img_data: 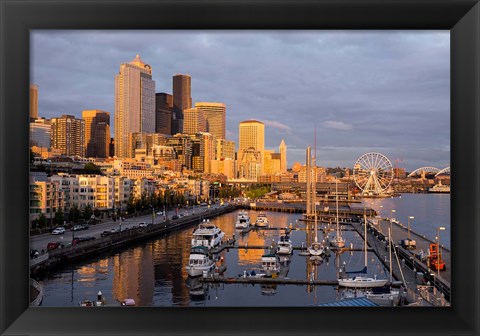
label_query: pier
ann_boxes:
[200,276,339,286]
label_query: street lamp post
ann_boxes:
[390,209,396,240]
[437,226,446,279]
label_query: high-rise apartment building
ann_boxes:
[279,139,287,172]
[115,54,156,158]
[30,84,38,121]
[82,110,110,158]
[239,120,265,177]
[172,74,192,134]
[195,102,226,140]
[155,93,173,135]
[183,107,206,134]
[50,115,85,156]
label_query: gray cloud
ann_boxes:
[31,30,450,171]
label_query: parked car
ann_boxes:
[47,241,65,250]
[51,227,65,235]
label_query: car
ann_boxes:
[72,224,87,231]
[47,241,65,250]
[139,222,149,228]
[156,211,164,216]
[100,230,112,237]
[171,215,179,220]
[51,227,65,235]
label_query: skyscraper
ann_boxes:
[30,118,51,149]
[82,110,110,158]
[50,114,85,156]
[30,84,38,121]
[183,107,206,134]
[195,102,226,140]
[239,120,265,178]
[155,93,173,135]
[115,54,156,158]
[172,74,192,134]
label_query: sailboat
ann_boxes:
[330,180,345,248]
[337,211,388,288]
[308,200,324,256]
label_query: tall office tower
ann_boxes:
[115,54,156,158]
[215,139,235,160]
[166,134,193,170]
[172,74,192,134]
[30,84,39,121]
[50,114,85,156]
[155,93,173,135]
[30,118,51,148]
[239,120,265,177]
[195,102,226,140]
[82,110,110,158]
[279,139,287,172]
[183,107,206,134]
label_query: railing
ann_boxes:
[417,285,450,307]
[30,253,49,267]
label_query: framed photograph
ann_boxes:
[1,1,479,335]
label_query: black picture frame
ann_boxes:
[1,0,479,335]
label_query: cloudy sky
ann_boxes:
[31,30,450,171]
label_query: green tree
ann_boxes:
[37,213,47,228]
[126,195,136,214]
[69,206,81,224]
[83,204,93,221]
[54,209,64,225]
[83,162,102,175]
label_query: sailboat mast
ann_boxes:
[364,210,368,268]
[335,180,340,237]
[389,227,393,282]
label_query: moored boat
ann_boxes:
[191,219,225,248]
[261,253,280,277]
[255,213,269,227]
[185,246,216,277]
[276,235,293,255]
[235,210,251,229]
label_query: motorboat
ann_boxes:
[191,219,225,248]
[120,298,136,306]
[276,235,293,255]
[255,213,269,227]
[261,253,280,277]
[185,246,216,277]
[79,291,106,307]
[235,210,251,229]
[308,241,324,256]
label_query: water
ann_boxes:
[361,193,450,248]
[38,193,449,307]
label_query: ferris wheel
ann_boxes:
[353,152,394,196]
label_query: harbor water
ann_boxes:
[38,193,450,307]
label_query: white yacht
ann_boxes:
[191,219,225,249]
[235,211,251,229]
[308,241,324,256]
[261,253,280,277]
[338,274,389,288]
[276,235,293,255]
[255,213,269,227]
[185,246,216,277]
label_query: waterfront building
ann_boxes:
[30,173,63,223]
[30,84,38,121]
[30,118,51,149]
[239,120,264,179]
[183,107,207,134]
[113,176,133,210]
[279,139,287,172]
[50,114,85,157]
[114,54,156,158]
[132,178,157,200]
[113,159,153,179]
[155,93,173,135]
[82,110,110,158]
[172,74,192,134]
[195,102,226,140]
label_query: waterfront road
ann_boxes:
[30,204,225,252]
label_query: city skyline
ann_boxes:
[31,30,450,170]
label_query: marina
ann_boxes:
[34,193,450,307]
